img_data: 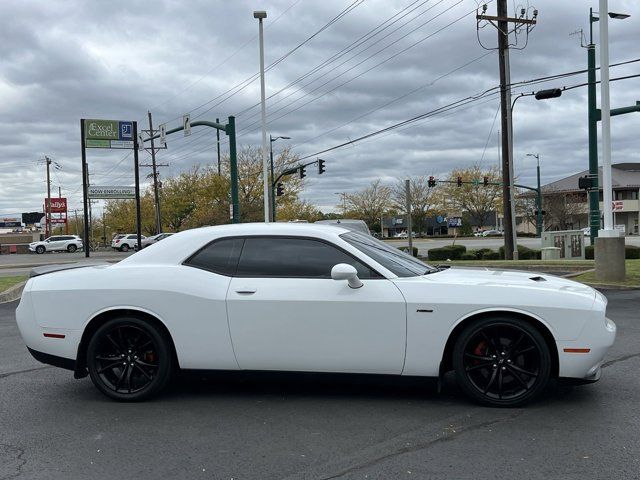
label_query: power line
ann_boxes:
[159,0,364,126]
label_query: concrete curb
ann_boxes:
[562,269,640,290]
[562,269,594,279]
[0,281,26,304]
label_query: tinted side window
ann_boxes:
[236,237,378,279]
[185,238,244,276]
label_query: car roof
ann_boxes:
[118,223,352,266]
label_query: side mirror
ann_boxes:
[331,263,363,289]
[45,239,50,243]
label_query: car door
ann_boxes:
[226,236,407,375]
[47,236,64,251]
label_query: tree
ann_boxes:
[344,180,392,228]
[391,176,440,234]
[437,164,501,230]
[543,189,586,231]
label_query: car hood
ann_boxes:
[392,266,597,308]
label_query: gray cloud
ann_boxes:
[0,0,639,216]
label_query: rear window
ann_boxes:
[184,238,244,276]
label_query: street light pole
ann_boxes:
[526,153,543,238]
[588,8,601,242]
[599,0,614,235]
[254,10,269,223]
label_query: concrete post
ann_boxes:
[595,236,626,282]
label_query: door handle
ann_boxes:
[235,288,257,294]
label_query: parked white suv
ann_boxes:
[112,233,146,252]
[29,235,83,254]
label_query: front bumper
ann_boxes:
[556,316,616,382]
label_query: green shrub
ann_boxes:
[476,248,495,259]
[460,253,477,260]
[626,245,640,259]
[398,246,419,257]
[428,244,467,261]
[482,251,501,260]
[585,245,594,259]
[498,244,539,260]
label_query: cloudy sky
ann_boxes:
[1,0,639,216]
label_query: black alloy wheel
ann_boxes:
[86,317,174,401]
[67,244,77,253]
[35,245,45,254]
[453,317,551,407]
[120,244,129,252]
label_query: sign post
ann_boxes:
[81,118,140,258]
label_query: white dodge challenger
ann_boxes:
[16,223,616,406]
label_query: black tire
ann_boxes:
[452,316,551,407]
[67,244,77,253]
[120,244,129,252]
[86,316,174,401]
[35,245,45,254]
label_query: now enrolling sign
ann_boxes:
[88,186,136,199]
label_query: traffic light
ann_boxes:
[535,88,562,100]
[578,176,593,190]
[457,176,462,187]
[318,159,326,175]
[483,176,489,186]
[299,166,306,179]
[428,176,436,188]
[276,183,284,196]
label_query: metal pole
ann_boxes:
[599,0,614,235]
[270,136,276,222]
[587,19,600,241]
[227,116,240,223]
[148,111,162,235]
[497,0,516,259]
[80,120,90,258]
[45,156,51,237]
[406,179,413,255]
[133,121,142,250]
[216,117,221,176]
[536,159,542,237]
[256,12,270,223]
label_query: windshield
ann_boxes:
[340,231,436,277]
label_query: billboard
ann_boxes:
[45,197,67,213]
[88,186,136,199]
[84,119,134,149]
[0,216,22,228]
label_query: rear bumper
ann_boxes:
[28,347,75,371]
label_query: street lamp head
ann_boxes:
[253,10,267,19]
[608,12,630,20]
[535,88,562,100]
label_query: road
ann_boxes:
[1,290,639,479]
[0,251,130,277]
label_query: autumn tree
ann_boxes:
[391,176,440,234]
[344,180,392,228]
[437,164,502,229]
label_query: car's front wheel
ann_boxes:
[453,316,551,407]
[67,244,77,253]
[35,245,45,254]
[86,316,174,401]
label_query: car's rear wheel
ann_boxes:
[35,245,45,254]
[453,317,551,407]
[67,244,77,253]
[120,244,129,252]
[86,317,174,401]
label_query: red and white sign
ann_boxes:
[612,200,624,212]
[51,217,67,224]
[45,198,67,213]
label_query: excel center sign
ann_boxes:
[84,119,134,149]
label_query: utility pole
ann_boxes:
[477,2,538,259]
[216,117,221,176]
[406,179,413,255]
[45,156,52,237]
[147,111,162,235]
[587,8,600,242]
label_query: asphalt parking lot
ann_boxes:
[1,290,639,480]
